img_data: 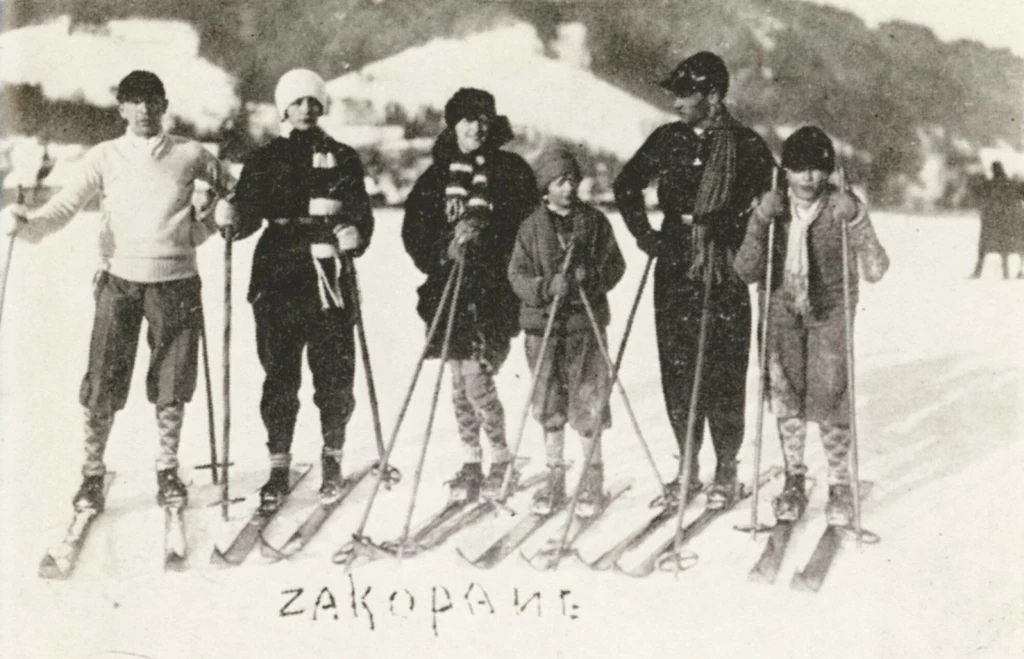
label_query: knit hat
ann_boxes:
[116,70,165,102]
[274,69,328,119]
[782,126,835,173]
[659,51,730,98]
[444,88,497,127]
[533,143,582,193]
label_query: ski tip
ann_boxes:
[258,534,291,562]
[454,547,482,569]
[209,547,235,567]
[789,571,821,593]
[164,555,187,572]
[38,555,71,580]
[746,567,777,585]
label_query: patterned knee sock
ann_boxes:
[82,407,114,477]
[820,422,852,485]
[155,402,184,472]
[545,428,566,468]
[777,417,808,476]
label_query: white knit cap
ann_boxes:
[274,69,328,119]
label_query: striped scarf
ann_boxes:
[445,153,492,226]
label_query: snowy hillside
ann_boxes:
[0,15,238,133]
[326,23,676,159]
[0,207,1021,658]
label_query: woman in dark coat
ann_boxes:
[402,88,538,502]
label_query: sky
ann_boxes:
[810,0,1024,57]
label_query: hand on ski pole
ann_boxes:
[547,272,570,299]
[213,198,237,239]
[1,203,28,237]
[334,225,362,253]
[636,229,667,257]
[446,219,480,262]
[753,188,786,226]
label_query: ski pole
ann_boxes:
[344,255,400,486]
[746,167,780,539]
[199,310,219,485]
[220,228,233,520]
[837,166,864,547]
[546,280,653,567]
[0,186,25,332]
[396,257,466,561]
[669,241,715,579]
[345,264,459,568]
[496,242,578,502]
[575,271,662,490]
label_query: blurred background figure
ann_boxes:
[969,161,1024,279]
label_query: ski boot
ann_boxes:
[660,477,703,508]
[825,484,854,526]
[319,454,345,505]
[260,467,291,511]
[446,463,483,504]
[574,463,605,519]
[481,460,513,499]
[772,473,808,522]
[706,461,741,510]
[530,464,567,515]
[156,469,188,507]
[73,474,107,513]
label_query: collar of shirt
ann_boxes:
[124,129,168,158]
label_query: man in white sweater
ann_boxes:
[1,71,234,512]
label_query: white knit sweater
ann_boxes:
[23,130,233,282]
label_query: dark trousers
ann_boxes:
[79,272,202,414]
[254,300,356,456]
[653,258,751,474]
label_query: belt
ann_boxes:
[270,216,337,227]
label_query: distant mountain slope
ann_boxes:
[5,0,1023,203]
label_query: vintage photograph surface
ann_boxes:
[1,1,1022,657]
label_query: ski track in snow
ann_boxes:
[1,210,1022,658]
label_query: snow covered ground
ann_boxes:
[0,208,1021,658]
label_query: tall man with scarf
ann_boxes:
[403,88,538,503]
[215,69,374,508]
[613,52,775,509]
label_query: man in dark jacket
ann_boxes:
[402,88,538,503]
[613,52,774,508]
[217,69,375,509]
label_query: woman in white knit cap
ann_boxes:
[215,69,375,508]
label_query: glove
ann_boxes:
[572,265,587,284]
[213,199,237,228]
[1,204,28,236]
[547,272,569,299]
[335,225,361,252]
[754,189,786,225]
[446,219,481,261]
[636,230,666,257]
[832,191,860,224]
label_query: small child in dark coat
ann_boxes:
[508,144,625,518]
[733,126,889,526]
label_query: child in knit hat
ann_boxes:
[508,143,625,517]
[733,126,889,526]
[215,68,375,509]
